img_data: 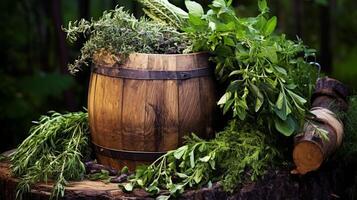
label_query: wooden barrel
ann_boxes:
[88,52,216,170]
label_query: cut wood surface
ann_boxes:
[0,160,346,200]
[88,52,217,170]
[293,77,349,175]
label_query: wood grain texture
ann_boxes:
[292,77,349,175]
[0,162,148,200]
[88,53,216,170]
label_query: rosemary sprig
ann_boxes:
[11,111,89,199]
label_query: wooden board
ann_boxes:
[0,162,150,200]
[0,160,348,200]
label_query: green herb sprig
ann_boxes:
[11,111,89,199]
[122,121,279,198]
[64,7,191,74]
[182,0,317,136]
[139,0,318,136]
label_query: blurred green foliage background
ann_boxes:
[0,0,356,152]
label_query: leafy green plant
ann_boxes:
[138,0,318,136]
[11,111,89,199]
[87,170,111,182]
[64,7,191,74]
[183,0,317,136]
[122,121,279,198]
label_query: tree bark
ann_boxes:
[293,77,349,175]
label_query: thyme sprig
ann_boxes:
[64,7,191,74]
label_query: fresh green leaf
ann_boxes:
[177,172,189,178]
[287,90,307,105]
[185,1,204,17]
[224,37,236,47]
[194,169,203,183]
[264,16,277,36]
[218,92,231,105]
[274,66,287,75]
[258,0,268,12]
[174,145,188,159]
[157,195,170,200]
[255,98,263,112]
[190,150,195,168]
[276,92,284,109]
[274,117,296,136]
[199,155,211,162]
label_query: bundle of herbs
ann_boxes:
[64,7,191,74]
[122,121,280,198]
[10,0,321,199]
[141,0,318,136]
[120,0,319,197]
[11,111,89,199]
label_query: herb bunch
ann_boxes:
[64,7,191,74]
[183,0,317,136]
[11,111,89,199]
[140,0,318,136]
[123,121,279,198]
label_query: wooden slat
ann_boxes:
[121,54,148,169]
[143,55,164,151]
[162,55,179,150]
[88,74,98,145]
[177,54,203,145]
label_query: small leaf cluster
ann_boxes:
[181,0,318,136]
[64,7,191,74]
[122,121,279,198]
[11,111,89,199]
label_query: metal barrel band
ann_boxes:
[92,143,166,161]
[92,65,212,80]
